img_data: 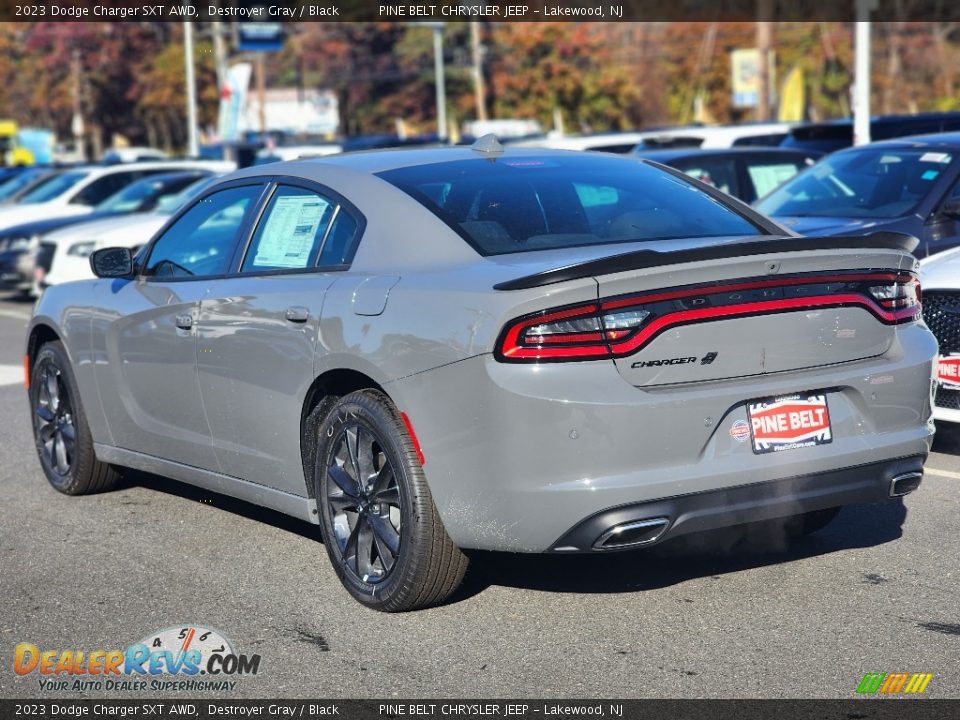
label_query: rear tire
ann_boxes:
[312,389,468,611]
[29,341,119,495]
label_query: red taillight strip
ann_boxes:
[606,294,914,357]
[600,272,913,310]
[499,302,599,358]
[497,271,919,362]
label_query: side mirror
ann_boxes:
[90,247,134,278]
[940,197,960,219]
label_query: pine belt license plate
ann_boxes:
[937,354,960,388]
[747,393,832,455]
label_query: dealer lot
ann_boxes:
[0,294,957,698]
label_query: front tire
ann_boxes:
[313,389,468,611]
[29,341,119,495]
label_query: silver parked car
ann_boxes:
[26,144,936,611]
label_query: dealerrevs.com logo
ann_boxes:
[14,625,261,692]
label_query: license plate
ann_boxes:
[936,354,960,388]
[747,393,832,455]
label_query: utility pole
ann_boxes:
[756,0,773,122]
[432,23,448,141]
[183,21,199,157]
[255,54,267,139]
[211,19,235,162]
[211,20,227,91]
[470,22,487,122]
[853,0,876,145]
[70,49,86,162]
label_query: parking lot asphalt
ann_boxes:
[0,292,957,699]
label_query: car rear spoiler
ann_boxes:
[493,232,919,291]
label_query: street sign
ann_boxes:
[237,6,284,53]
[731,48,776,108]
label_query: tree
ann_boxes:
[488,23,649,132]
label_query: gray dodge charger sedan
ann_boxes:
[26,143,936,611]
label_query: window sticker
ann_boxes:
[747,163,801,198]
[251,195,330,269]
[920,152,952,164]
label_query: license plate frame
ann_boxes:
[936,354,960,389]
[747,393,832,455]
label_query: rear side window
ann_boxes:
[145,185,261,278]
[669,156,740,197]
[318,210,360,267]
[378,155,763,255]
[242,186,336,271]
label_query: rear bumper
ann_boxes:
[550,455,924,552]
[387,323,936,553]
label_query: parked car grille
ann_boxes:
[35,242,56,274]
[923,292,960,352]
[923,291,960,411]
[935,386,960,410]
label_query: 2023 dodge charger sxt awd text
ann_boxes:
[26,143,936,611]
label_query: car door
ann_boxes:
[90,183,265,470]
[196,181,363,494]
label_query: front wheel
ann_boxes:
[312,390,468,611]
[29,341,119,495]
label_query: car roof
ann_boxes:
[831,132,960,151]
[231,145,631,177]
[67,161,232,178]
[127,169,211,183]
[634,147,818,161]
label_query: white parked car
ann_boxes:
[511,131,664,154]
[920,248,960,424]
[35,175,221,294]
[0,160,235,233]
[515,123,800,154]
[101,147,169,164]
[254,144,343,164]
[632,123,800,150]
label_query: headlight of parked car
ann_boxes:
[67,241,97,258]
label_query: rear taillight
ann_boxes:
[867,276,920,311]
[495,271,920,363]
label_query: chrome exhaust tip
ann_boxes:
[890,471,923,497]
[593,517,669,550]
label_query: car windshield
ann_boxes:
[377,155,764,256]
[755,147,955,219]
[0,168,51,200]
[95,175,198,213]
[154,176,220,215]
[18,170,90,204]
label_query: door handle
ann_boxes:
[175,314,193,330]
[285,306,309,323]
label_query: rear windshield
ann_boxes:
[377,155,764,256]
